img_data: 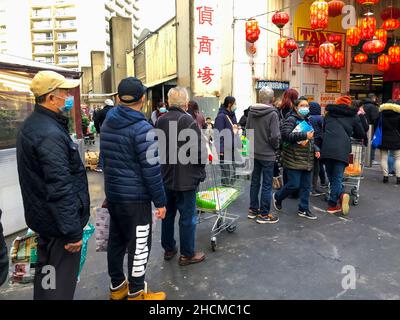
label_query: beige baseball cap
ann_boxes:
[30,70,80,97]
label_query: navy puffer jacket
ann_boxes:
[101,106,166,208]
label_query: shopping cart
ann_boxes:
[196,160,245,251]
[343,139,366,206]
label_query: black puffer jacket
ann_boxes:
[281,111,318,171]
[379,102,400,150]
[0,209,8,286]
[94,105,113,133]
[321,104,365,165]
[16,105,90,243]
[362,98,380,125]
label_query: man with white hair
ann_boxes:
[156,87,207,266]
[246,86,281,224]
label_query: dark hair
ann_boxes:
[294,96,308,107]
[222,96,236,109]
[280,88,299,110]
[36,95,47,104]
[352,100,363,110]
[368,93,376,100]
[187,100,199,119]
[206,117,212,120]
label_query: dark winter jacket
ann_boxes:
[214,107,238,154]
[239,108,249,128]
[246,104,280,162]
[281,111,318,171]
[321,104,366,165]
[0,209,8,287]
[379,102,400,150]
[362,98,380,125]
[309,102,323,147]
[16,105,90,243]
[156,106,207,191]
[94,105,113,133]
[101,106,167,208]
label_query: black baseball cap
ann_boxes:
[117,77,147,103]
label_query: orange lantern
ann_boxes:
[245,19,260,43]
[305,46,319,57]
[284,38,298,53]
[328,0,345,17]
[346,27,361,46]
[381,7,400,20]
[278,38,290,59]
[374,29,387,44]
[319,42,335,68]
[328,34,342,44]
[382,18,400,31]
[362,38,386,54]
[389,45,400,64]
[359,17,377,40]
[332,51,345,69]
[311,0,329,31]
[272,11,290,29]
[377,54,390,71]
[354,53,368,63]
[357,0,380,5]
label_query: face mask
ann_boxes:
[57,96,74,113]
[232,105,237,112]
[298,107,309,117]
[160,107,167,113]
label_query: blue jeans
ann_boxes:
[249,159,274,215]
[275,168,312,211]
[324,159,346,207]
[388,151,395,173]
[161,189,197,257]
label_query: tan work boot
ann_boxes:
[128,282,166,300]
[110,279,129,300]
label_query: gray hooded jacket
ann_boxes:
[246,103,281,161]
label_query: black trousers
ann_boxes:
[107,201,152,293]
[34,236,81,300]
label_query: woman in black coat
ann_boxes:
[378,101,400,184]
[320,96,365,215]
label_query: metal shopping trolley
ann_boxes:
[196,160,245,251]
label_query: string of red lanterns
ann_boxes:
[389,44,400,64]
[328,0,345,17]
[378,54,390,71]
[354,53,369,63]
[382,18,400,31]
[319,41,336,68]
[347,27,361,46]
[362,37,386,55]
[359,16,377,40]
[310,0,329,31]
[245,19,260,43]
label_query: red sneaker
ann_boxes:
[327,206,342,214]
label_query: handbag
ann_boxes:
[273,176,283,190]
[371,114,383,149]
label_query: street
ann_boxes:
[1,158,399,300]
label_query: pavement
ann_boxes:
[1,142,400,300]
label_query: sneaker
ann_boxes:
[311,189,325,197]
[94,167,103,173]
[298,209,317,220]
[110,279,129,300]
[247,208,258,219]
[341,193,350,215]
[128,282,166,301]
[327,205,342,214]
[272,193,282,211]
[256,214,279,224]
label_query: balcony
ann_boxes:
[33,51,54,57]
[55,21,77,31]
[57,61,79,68]
[32,36,53,44]
[56,48,77,55]
[54,10,76,19]
[32,23,53,31]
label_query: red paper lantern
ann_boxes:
[374,29,387,44]
[354,53,368,63]
[272,11,290,29]
[328,0,345,17]
[381,7,400,21]
[319,42,335,68]
[278,38,290,58]
[305,46,319,57]
[359,17,377,40]
[328,34,342,44]
[346,27,361,46]
[382,18,400,31]
[377,54,390,71]
[284,38,298,53]
[389,45,400,64]
[245,19,260,43]
[332,51,345,69]
[357,0,380,5]
[311,0,329,31]
[362,38,386,54]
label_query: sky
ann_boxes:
[138,0,176,33]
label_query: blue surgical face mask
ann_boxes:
[57,95,74,113]
[298,107,310,117]
[160,107,167,113]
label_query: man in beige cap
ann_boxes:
[16,70,90,300]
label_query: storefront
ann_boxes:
[0,54,82,236]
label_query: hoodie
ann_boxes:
[100,105,166,207]
[246,104,281,161]
[379,102,400,150]
[362,98,380,125]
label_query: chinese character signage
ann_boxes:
[193,0,222,96]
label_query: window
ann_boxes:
[32,8,51,17]
[33,32,53,41]
[34,45,53,53]
[325,80,341,93]
[58,43,77,52]
[33,21,52,29]
[56,20,76,28]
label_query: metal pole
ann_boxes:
[162,84,165,103]
[365,124,373,167]
[300,58,304,96]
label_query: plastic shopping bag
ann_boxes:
[78,223,95,280]
[95,207,110,252]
